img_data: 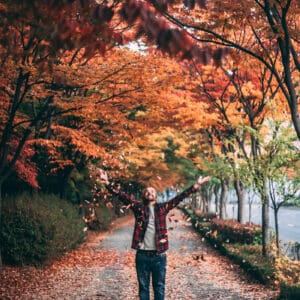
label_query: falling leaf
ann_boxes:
[211,230,218,238]
[106,202,113,208]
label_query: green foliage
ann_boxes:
[183,207,194,216]
[224,243,276,285]
[65,168,94,204]
[127,104,147,120]
[292,197,300,207]
[203,156,232,181]
[0,193,85,266]
[85,205,116,231]
[163,137,199,182]
[36,161,95,205]
[279,283,300,300]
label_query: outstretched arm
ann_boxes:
[99,170,138,207]
[165,176,211,213]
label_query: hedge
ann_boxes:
[181,205,300,296]
[182,206,275,285]
[210,218,262,245]
[0,193,85,265]
[279,283,300,299]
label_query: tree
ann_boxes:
[0,0,238,196]
[177,54,289,255]
[1,0,210,267]
[262,121,299,254]
[149,0,300,140]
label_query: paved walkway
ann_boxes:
[0,210,279,299]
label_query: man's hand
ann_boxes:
[193,176,211,190]
[99,169,109,185]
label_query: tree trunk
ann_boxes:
[204,196,209,212]
[200,189,209,212]
[234,179,246,223]
[166,188,171,201]
[113,194,120,216]
[214,185,220,216]
[205,186,213,212]
[220,178,229,219]
[277,33,300,141]
[261,181,270,257]
[44,114,53,139]
[274,207,280,256]
[190,193,196,209]
[195,194,201,210]
[200,188,213,213]
[248,198,252,223]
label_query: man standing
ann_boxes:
[100,170,210,300]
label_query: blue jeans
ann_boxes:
[136,250,167,300]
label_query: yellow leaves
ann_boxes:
[274,255,300,286]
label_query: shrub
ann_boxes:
[275,254,300,298]
[275,255,300,286]
[182,206,300,290]
[194,221,211,237]
[184,207,194,217]
[182,207,275,284]
[194,210,217,222]
[224,244,276,285]
[279,283,300,299]
[85,205,116,231]
[0,193,85,266]
[211,218,262,244]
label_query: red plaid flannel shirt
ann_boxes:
[107,184,197,253]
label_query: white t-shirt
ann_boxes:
[140,205,156,250]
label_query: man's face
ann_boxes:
[143,187,157,203]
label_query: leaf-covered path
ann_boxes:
[0,210,279,299]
